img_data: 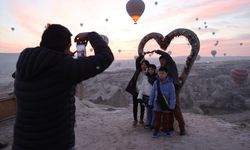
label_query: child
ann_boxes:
[126,55,150,126]
[137,64,157,129]
[149,66,176,137]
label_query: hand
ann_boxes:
[155,50,164,55]
[74,32,90,43]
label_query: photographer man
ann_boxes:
[12,24,114,150]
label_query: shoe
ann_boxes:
[144,124,150,129]
[133,120,137,127]
[165,131,171,137]
[180,128,186,136]
[152,131,160,138]
[139,120,144,125]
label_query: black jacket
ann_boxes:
[126,55,144,95]
[12,32,114,150]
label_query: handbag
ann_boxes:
[156,80,169,110]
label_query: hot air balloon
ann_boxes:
[214,40,219,46]
[126,0,145,24]
[198,27,201,30]
[118,49,121,53]
[154,1,158,5]
[205,25,208,29]
[212,32,215,35]
[211,50,217,57]
[100,34,109,44]
[204,21,207,25]
[80,23,83,27]
[240,43,243,46]
[230,68,248,85]
[223,53,226,56]
[11,27,15,31]
[195,17,199,21]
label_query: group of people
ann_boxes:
[126,50,186,137]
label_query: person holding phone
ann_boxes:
[12,24,114,150]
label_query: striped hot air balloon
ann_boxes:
[126,0,145,24]
[230,68,249,85]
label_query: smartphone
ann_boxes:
[76,41,86,57]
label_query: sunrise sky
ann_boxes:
[0,0,250,59]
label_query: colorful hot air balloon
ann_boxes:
[211,50,217,57]
[126,0,145,24]
[230,68,248,85]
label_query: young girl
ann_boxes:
[149,66,176,137]
[126,55,150,126]
[137,64,157,129]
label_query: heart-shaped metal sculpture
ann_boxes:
[138,28,200,92]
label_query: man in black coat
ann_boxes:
[12,24,114,150]
[155,50,186,135]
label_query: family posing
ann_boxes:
[126,50,186,137]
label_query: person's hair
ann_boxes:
[159,55,168,61]
[140,59,150,67]
[158,66,168,73]
[40,24,72,52]
[148,64,156,70]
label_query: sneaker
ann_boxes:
[180,128,186,136]
[132,120,137,127]
[144,124,150,129]
[139,120,144,125]
[152,131,160,138]
[165,131,172,137]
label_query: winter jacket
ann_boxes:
[12,32,114,150]
[126,55,144,95]
[137,74,157,99]
[149,78,176,112]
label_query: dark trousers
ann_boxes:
[133,94,145,121]
[154,111,171,132]
[169,94,185,129]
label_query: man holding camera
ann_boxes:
[12,24,114,150]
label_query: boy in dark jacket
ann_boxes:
[12,24,114,150]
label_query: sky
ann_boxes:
[0,0,250,60]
